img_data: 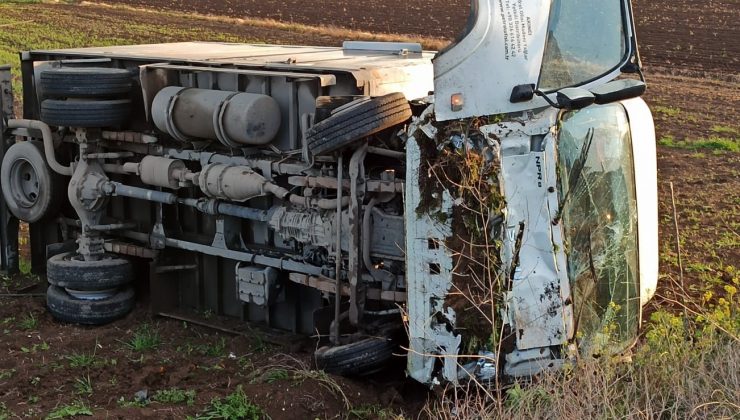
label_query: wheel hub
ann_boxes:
[10,158,40,208]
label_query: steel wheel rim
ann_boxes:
[9,158,40,208]
[65,288,118,301]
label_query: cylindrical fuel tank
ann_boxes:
[151,87,281,147]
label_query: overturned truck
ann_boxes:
[0,0,657,385]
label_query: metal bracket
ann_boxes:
[236,264,282,306]
[0,65,12,119]
[0,65,18,274]
[211,217,247,251]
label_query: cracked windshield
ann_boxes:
[539,0,627,90]
[557,103,639,354]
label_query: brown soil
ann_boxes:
[1,0,738,418]
[0,291,428,418]
[633,0,739,77]
[103,0,471,39]
[644,72,740,313]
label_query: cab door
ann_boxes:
[433,0,640,121]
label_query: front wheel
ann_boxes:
[314,336,397,376]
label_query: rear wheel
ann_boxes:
[40,99,131,128]
[306,92,412,155]
[47,252,133,291]
[46,285,135,325]
[40,67,133,98]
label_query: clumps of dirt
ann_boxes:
[412,114,507,355]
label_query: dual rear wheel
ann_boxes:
[46,252,135,325]
[34,67,137,324]
[39,67,133,128]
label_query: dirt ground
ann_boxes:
[1,0,738,418]
[0,291,427,419]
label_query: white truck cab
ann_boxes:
[404,0,657,384]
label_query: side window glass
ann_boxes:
[539,0,627,91]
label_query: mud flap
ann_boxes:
[0,65,19,274]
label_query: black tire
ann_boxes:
[47,285,135,325]
[40,67,133,98]
[0,140,63,223]
[315,336,397,376]
[306,92,412,155]
[40,99,131,128]
[47,252,133,291]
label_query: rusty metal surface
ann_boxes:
[0,66,19,274]
[288,273,406,303]
[101,131,158,144]
[104,241,158,259]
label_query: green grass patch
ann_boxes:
[73,375,93,397]
[264,368,290,384]
[658,135,738,153]
[653,105,682,117]
[348,404,400,419]
[45,400,92,419]
[190,385,265,420]
[0,368,15,380]
[123,324,161,352]
[716,232,740,249]
[18,257,32,275]
[65,351,97,368]
[711,125,739,136]
[177,337,229,358]
[153,388,197,406]
[19,312,38,330]
[21,341,49,353]
[0,402,11,420]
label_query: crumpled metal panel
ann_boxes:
[369,207,405,260]
[486,114,574,351]
[405,115,461,385]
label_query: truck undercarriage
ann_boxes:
[1,41,435,374]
